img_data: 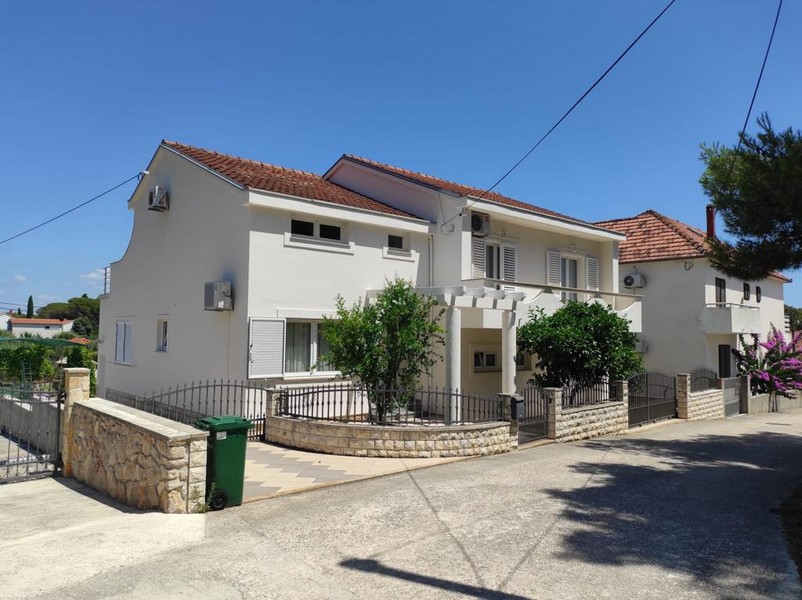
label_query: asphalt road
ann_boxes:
[2,410,801,599]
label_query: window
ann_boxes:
[718,344,732,378]
[546,250,598,302]
[114,321,134,365]
[474,351,499,372]
[156,319,168,352]
[715,278,726,304]
[290,219,342,242]
[471,238,516,286]
[248,318,335,378]
[743,282,751,301]
[388,234,405,250]
[756,286,762,303]
[561,257,579,301]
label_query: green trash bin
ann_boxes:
[195,415,253,510]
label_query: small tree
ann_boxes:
[734,326,802,403]
[320,278,445,421]
[26,296,34,319]
[517,302,643,390]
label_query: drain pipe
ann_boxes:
[428,234,434,287]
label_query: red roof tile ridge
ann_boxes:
[647,210,709,255]
[345,154,476,191]
[162,140,320,181]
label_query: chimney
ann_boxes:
[706,205,716,239]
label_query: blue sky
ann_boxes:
[1,0,800,311]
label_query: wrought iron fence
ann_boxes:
[1,387,62,483]
[690,367,718,392]
[561,380,617,408]
[105,380,270,440]
[278,384,504,426]
[722,377,741,417]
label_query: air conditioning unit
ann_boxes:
[623,272,645,288]
[148,186,169,212]
[204,281,233,311]
[470,211,490,236]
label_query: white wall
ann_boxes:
[10,321,73,339]
[99,148,252,397]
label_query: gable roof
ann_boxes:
[337,155,606,230]
[596,210,792,282]
[160,141,421,220]
[595,210,709,263]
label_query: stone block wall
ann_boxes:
[546,386,628,443]
[63,373,208,514]
[267,416,513,458]
[676,374,724,421]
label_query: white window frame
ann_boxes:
[383,232,415,262]
[546,249,599,302]
[156,318,168,352]
[284,216,354,254]
[471,237,517,287]
[114,320,134,365]
[472,345,527,374]
[248,317,339,379]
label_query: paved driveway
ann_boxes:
[2,410,801,599]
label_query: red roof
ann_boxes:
[339,155,603,229]
[596,210,791,282]
[161,141,420,219]
[67,337,93,345]
[10,318,73,326]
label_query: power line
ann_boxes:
[443,0,678,226]
[735,0,782,152]
[0,174,141,246]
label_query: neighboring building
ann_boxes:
[596,209,790,377]
[98,141,641,398]
[9,318,74,339]
[0,311,11,333]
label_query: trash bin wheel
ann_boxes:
[209,489,228,511]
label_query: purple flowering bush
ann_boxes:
[734,325,802,397]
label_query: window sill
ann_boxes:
[281,371,341,381]
[284,233,354,255]
[113,361,134,367]
[382,247,415,262]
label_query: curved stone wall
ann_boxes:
[266,416,514,458]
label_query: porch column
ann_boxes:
[445,305,461,423]
[501,310,516,395]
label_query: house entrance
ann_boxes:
[628,372,677,427]
[518,383,549,444]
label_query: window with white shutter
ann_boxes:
[472,237,486,279]
[114,321,134,365]
[501,244,517,290]
[546,250,561,287]
[586,257,599,291]
[249,319,285,378]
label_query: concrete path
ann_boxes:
[2,410,801,599]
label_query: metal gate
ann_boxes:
[722,377,741,418]
[1,387,62,483]
[518,383,549,444]
[628,372,677,427]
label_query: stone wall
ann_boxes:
[676,374,724,421]
[267,416,513,458]
[546,386,628,443]
[62,370,208,514]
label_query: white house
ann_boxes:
[595,209,790,377]
[98,141,641,399]
[9,318,74,339]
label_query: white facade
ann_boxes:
[619,259,787,376]
[9,319,73,339]
[99,143,641,398]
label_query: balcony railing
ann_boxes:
[462,278,642,332]
[700,303,760,334]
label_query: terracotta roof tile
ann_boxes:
[341,155,600,228]
[10,318,73,326]
[161,141,421,220]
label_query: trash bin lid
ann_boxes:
[194,415,253,432]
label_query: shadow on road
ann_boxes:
[544,431,802,596]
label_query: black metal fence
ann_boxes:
[278,384,503,426]
[106,380,270,440]
[628,371,677,427]
[1,386,62,483]
[722,377,741,417]
[561,380,618,408]
[690,367,718,392]
[519,383,548,443]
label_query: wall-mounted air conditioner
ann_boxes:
[623,272,645,288]
[204,281,233,311]
[470,211,490,236]
[148,186,169,212]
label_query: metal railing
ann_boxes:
[561,380,618,408]
[1,387,62,482]
[278,384,503,426]
[105,380,270,440]
[690,367,718,392]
